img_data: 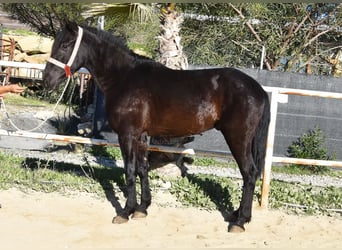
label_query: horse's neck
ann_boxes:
[82,36,134,92]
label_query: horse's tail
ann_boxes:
[252,94,270,177]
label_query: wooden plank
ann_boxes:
[0,129,195,155]
[0,60,45,70]
[272,156,342,168]
[263,86,342,99]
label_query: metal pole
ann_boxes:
[260,45,265,70]
[98,16,104,30]
[0,24,3,55]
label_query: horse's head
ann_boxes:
[43,21,84,90]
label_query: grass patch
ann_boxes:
[192,156,230,168]
[267,181,342,216]
[2,93,68,113]
[169,173,342,217]
[3,93,49,107]
[0,150,341,217]
[169,173,242,211]
[0,151,125,196]
[271,164,342,178]
[88,145,123,160]
[3,28,38,36]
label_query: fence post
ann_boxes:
[261,90,280,208]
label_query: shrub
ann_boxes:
[286,126,335,174]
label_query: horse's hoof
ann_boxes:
[228,224,245,233]
[112,215,129,224]
[131,211,147,220]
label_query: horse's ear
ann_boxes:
[65,20,78,34]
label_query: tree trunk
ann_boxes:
[157,4,188,70]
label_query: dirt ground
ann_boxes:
[0,188,341,248]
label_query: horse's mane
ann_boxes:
[82,25,154,63]
[82,26,128,51]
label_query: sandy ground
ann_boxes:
[0,188,341,249]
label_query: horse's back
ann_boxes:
[149,66,268,111]
[148,66,266,100]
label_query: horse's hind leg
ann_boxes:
[231,153,258,233]
[221,128,258,233]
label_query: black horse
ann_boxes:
[43,22,270,233]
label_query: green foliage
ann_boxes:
[170,176,216,209]
[2,28,37,36]
[1,3,89,37]
[109,18,159,59]
[180,3,341,75]
[170,173,342,217]
[0,151,125,194]
[170,174,242,211]
[192,156,228,168]
[83,3,155,25]
[287,127,335,174]
[268,181,342,216]
[89,145,123,160]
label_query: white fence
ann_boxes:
[0,60,45,80]
[261,86,342,208]
[1,61,342,208]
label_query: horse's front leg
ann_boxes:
[132,133,151,219]
[112,135,139,224]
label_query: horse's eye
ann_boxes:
[62,43,68,49]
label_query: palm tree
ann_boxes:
[158,3,188,69]
[82,3,154,24]
[82,3,188,69]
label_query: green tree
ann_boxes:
[286,127,335,174]
[1,3,87,37]
[180,3,341,75]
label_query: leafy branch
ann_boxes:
[228,3,272,70]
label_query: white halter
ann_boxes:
[47,26,84,77]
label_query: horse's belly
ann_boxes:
[149,104,219,137]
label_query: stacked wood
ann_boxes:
[10,34,52,64]
[1,34,52,78]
